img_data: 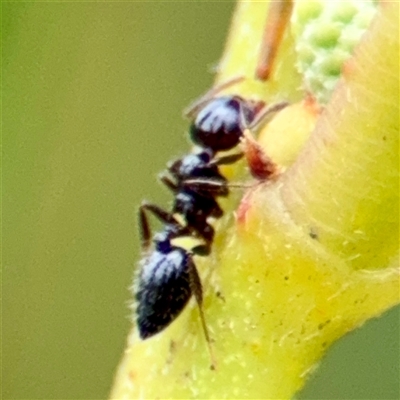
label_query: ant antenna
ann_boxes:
[248,101,289,131]
[256,0,294,81]
[184,75,245,118]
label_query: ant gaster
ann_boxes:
[136,204,208,337]
[136,202,216,366]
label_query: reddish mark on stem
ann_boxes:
[236,189,254,225]
[240,129,278,181]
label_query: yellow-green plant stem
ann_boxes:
[110,2,399,399]
[217,1,302,102]
[282,3,399,269]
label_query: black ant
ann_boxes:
[134,77,288,368]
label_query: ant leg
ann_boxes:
[248,101,289,131]
[191,225,214,256]
[256,0,294,81]
[141,202,177,225]
[159,173,178,193]
[182,178,256,193]
[192,244,211,257]
[184,178,254,191]
[187,258,216,370]
[182,179,229,197]
[138,202,178,250]
[210,152,244,167]
[138,205,152,251]
[184,75,245,119]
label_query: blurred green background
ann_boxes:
[3,2,398,399]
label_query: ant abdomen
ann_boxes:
[136,243,193,339]
[135,207,211,347]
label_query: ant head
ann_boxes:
[189,96,264,152]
